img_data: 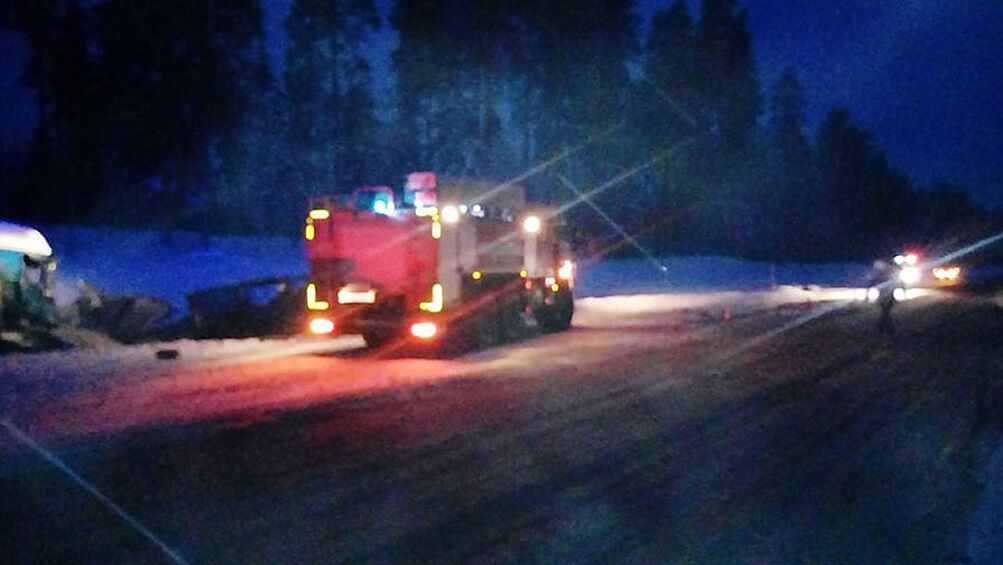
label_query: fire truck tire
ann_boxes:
[362,331,392,349]
[537,289,574,333]
[437,321,477,357]
[498,299,523,342]
[468,308,500,349]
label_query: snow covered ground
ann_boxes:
[42,225,307,313]
[38,224,870,316]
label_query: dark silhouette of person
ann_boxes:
[869,260,897,335]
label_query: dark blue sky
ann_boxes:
[637,0,1003,209]
[3,0,1002,208]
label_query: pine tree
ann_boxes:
[506,0,639,244]
[89,2,219,228]
[207,0,287,235]
[763,67,815,258]
[643,0,699,133]
[639,0,702,249]
[391,0,515,179]
[685,0,763,253]
[694,0,761,149]
[9,2,104,222]
[816,108,914,258]
[284,0,380,198]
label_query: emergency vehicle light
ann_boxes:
[407,171,437,190]
[899,266,920,285]
[410,322,437,339]
[441,205,460,223]
[306,283,330,310]
[523,215,541,233]
[309,209,330,220]
[558,260,574,280]
[372,198,394,215]
[310,318,335,334]
[419,283,444,313]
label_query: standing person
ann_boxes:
[869,260,897,335]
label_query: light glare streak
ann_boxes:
[557,173,671,276]
[1,419,189,565]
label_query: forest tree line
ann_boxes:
[0,0,992,261]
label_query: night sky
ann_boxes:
[3,0,1001,209]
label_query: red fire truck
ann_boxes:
[303,172,575,351]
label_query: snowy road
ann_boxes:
[1,287,1001,563]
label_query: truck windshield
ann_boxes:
[353,190,393,214]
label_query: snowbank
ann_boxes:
[42,224,306,313]
[39,224,869,316]
[574,256,869,297]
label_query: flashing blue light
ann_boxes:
[372,197,394,215]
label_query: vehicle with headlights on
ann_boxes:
[302,172,575,351]
[893,251,962,288]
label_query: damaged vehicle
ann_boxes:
[185,275,305,339]
[0,221,60,351]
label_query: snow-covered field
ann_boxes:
[42,225,306,313]
[2,223,899,379]
[39,224,870,316]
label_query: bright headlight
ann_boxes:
[899,266,920,285]
[558,260,574,280]
[523,215,541,233]
[441,205,460,223]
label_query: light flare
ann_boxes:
[441,205,460,223]
[523,215,541,233]
[558,260,574,280]
[410,322,437,339]
[899,266,920,285]
[309,318,335,334]
[933,266,960,281]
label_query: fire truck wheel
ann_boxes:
[537,289,573,333]
[362,331,391,349]
[436,323,473,358]
[498,299,524,342]
[467,308,499,350]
